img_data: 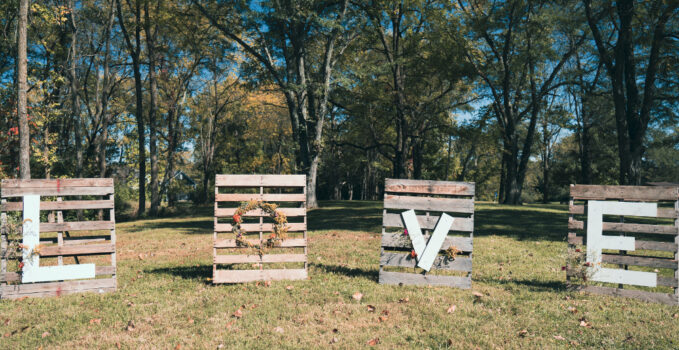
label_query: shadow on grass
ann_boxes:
[147,264,212,283]
[125,218,213,234]
[474,276,569,293]
[310,262,378,281]
[474,205,568,242]
[309,200,382,232]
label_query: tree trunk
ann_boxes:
[145,0,159,214]
[17,0,30,179]
[116,0,146,216]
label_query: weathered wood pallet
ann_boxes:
[567,184,679,305]
[0,178,117,299]
[213,174,307,283]
[379,179,474,288]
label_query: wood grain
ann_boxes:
[2,186,114,197]
[213,269,307,283]
[380,252,472,271]
[215,222,306,233]
[385,178,475,196]
[215,193,305,202]
[378,271,471,288]
[381,233,472,252]
[215,207,305,217]
[569,204,677,218]
[570,184,678,201]
[568,218,676,235]
[215,254,306,264]
[215,238,306,248]
[383,212,473,231]
[0,278,116,299]
[383,195,474,213]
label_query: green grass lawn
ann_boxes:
[2,201,678,349]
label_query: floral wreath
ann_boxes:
[232,200,289,256]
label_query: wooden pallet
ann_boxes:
[1,178,117,299]
[213,175,307,283]
[567,184,679,305]
[379,179,474,288]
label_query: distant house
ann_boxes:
[165,170,197,202]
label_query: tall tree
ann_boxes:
[144,0,160,215]
[584,0,679,185]
[194,0,356,208]
[17,0,30,179]
[458,0,583,204]
[116,0,146,215]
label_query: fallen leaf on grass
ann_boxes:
[447,305,457,314]
[187,317,194,324]
[367,338,380,346]
[366,305,376,312]
[126,320,135,332]
[138,254,144,260]
[329,337,339,344]
[89,318,101,325]
[518,329,528,337]
[285,285,294,291]
[352,292,363,302]
[233,309,243,318]
[174,344,181,350]
[225,321,235,330]
[378,315,388,322]
[472,291,483,298]
[553,335,566,341]
[41,331,50,338]
[398,297,409,303]
[580,317,592,328]
[673,313,678,319]
[273,326,284,334]
[567,306,577,314]
[265,281,272,287]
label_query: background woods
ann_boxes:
[1,0,677,215]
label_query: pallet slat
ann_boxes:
[570,185,678,201]
[215,175,306,187]
[1,266,115,282]
[383,213,473,231]
[215,254,306,264]
[385,178,474,196]
[380,252,471,271]
[2,186,114,197]
[569,204,677,218]
[568,235,677,252]
[1,199,114,212]
[568,218,676,235]
[601,254,678,269]
[384,195,474,213]
[1,178,113,188]
[213,269,307,283]
[215,238,306,248]
[215,193,305,202]
[38,243,115,257]
[215,222,306,233]
[379,271,471,288]
[381,233,472,252]
[215,207,306,217]
[0,278,116,299]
